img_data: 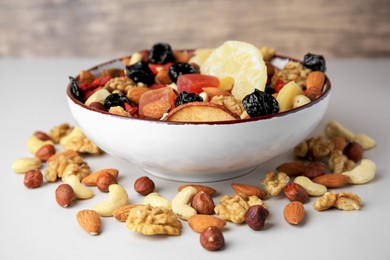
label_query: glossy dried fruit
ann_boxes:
[303,53,326,72]
[149,42,175,64]
[242,89,279,117]
[169,62,199,83]
[174,91,203,107]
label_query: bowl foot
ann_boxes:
[140,165,259,183]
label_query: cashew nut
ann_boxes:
[144,192,172,210]
[26,135,54,154]
[353,134,376,150]
[11,157,42,173]
[64,175,94,199]
[324,121,355,142]
[294,176,327,196]
[93,184,129,217]
[342,159,376,184]
[85,88,111,106]
[172,186,197,220]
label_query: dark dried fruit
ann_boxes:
[69,76,84,103]
[174,91,203,107]
[245,205,269,231]
[168,62,199,83]
[149,42,175,64]
[303,53,326,72]
[200,226,225,251]
[125,61,155,86]
[104,93,124,110]
[242,89,279,117]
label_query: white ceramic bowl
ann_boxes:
[67,56,331,182]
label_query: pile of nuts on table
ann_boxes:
[11,120,376,251]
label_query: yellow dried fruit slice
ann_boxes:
[200,41,267,101]
[189,48,214,67]
[276,81,304,112]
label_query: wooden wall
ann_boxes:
[0,0,389,58]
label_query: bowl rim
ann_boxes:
[66,53,331,125]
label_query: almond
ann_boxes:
[126,86,150,104]
[231,183,268,199]
[276,162,307,176]
[142,100,171,119]
[178,184,216,196]
[76,210,101,235]
[305,71,325,101]
[81,168,119,186]
[112,204,142,222]
[312,173,350,188]
[284,201,305,225]
[188,214,226,233]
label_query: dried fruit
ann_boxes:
[284,183,309,203]
[200,226,225,251]
[134,176,155,195]
[244,205,269,230]
[284,201,305,225]
[76,210,102,235]
[242,89,279,117]
[303,53,326,72]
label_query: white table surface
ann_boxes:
[1,57,389,260]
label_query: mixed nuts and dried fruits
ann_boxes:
[12,119,376,251]
[69,41,329,122]
[11,41,377,251]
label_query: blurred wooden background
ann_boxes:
[0,0,389,58]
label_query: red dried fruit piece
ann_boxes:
[273,79,286,93]
[91,75,112,88]
[177,74,220,94]
[149,62,174,74]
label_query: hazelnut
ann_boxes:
[284,183,310,203]
[35,144,56,162]
[343,142,363,162]
[191,191,215,215]
[304,162,326,179]
[200,226,225,251]
[24,169,43,188]
[55,184,75,207]
[33,131,51,141]
[134,176,155,195]
[244,205,269,230]
[96,172,118,192]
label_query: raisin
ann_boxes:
[264,84,275,94]
[303,53,326,72]
[242,89,279,117]
[69,76,84,103]
[169,62,199,83]
[125,61,155,86]
[149,43,175,64]
[120,94,135,107]
[174,91,203,107]
[104,93,124,110]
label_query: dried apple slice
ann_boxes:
[165,102,240,122]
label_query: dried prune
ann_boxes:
[125,61,155,86]
[264,84,275,94]
[174,91,203,107]
[242,89,279,117]
[303,53,326,72]
[149,43,175,64]
[104,93,124,110]
[69,76,84,103]
[169,62,199,83]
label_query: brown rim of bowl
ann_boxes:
[66,53,331,125]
